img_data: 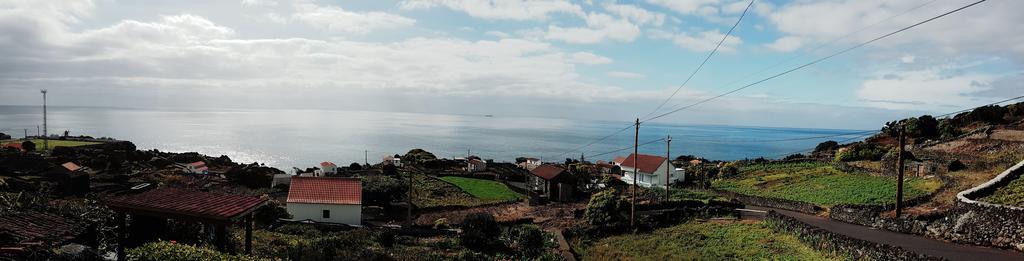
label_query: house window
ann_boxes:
[322,210,330,219]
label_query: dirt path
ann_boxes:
[750,206,1024,261]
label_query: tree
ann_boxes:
[915,115,939,138]
[382,164,398,176]
[0,133,10,140]
[21,141,35,152]
[584,190,625,227]
[813,141,840,154]
[349,162,362,170]
[362,175,408,206]
[501,225,546,258]
[460,213,500,251]
[938,119,961,139]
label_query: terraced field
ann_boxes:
[714,162,941,206]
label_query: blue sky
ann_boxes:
[0,0,1020,129]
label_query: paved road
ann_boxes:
[748,206,1024,261]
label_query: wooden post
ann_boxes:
[896,124,906,218]
[406,170,413,226]
[245,214,253,254]
[665,135,672,202]
[117,212,126,261]
[631,118,639,229]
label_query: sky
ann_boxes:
[0,0,1020,130]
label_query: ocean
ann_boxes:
[0,105,869,171]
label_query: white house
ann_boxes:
[619,153,683,188]
[467,158,487,172]
[313,161,337,177]
[286,176,362,225]
[383,155,403,167]
[523,157,542,170]
[185,161,208,175]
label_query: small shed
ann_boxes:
[529,164,575,202]
[0,211,91,257]
[104,188,266,260]
[286,177,362,225]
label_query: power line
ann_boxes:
[687,129,880,143]
[771,130,880,159]
[587,137,666,159]
[643,0,989,123]
[548,124,634,160]
[641,0,756,120]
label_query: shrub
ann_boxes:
[948,159,967,172]
[460,213,500,251]
[500,225,547,257]
[813,141,840,154]
[434,218,449,229]
[362,175,408,206]
[834,143,886,162]
[287,229,379,261]
[126,241,257,261]
[584,190,625,227]
[938,119,961,139]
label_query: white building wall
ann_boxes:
[287,203,361,225]
[620,161,684,188]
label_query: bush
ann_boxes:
[834,143,886,162]
[583,190,625,227]
[938,119,961,139]
[460,213,500,251]
[500,225,547,257]
[126,241,257,261]
[287,229,380,261]
[948,159,967,172]
[362,175,408,206]
[813,141,840,154]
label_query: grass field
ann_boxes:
[582,221,837,260]
[2,139,100,150]
[411,174,519,208]
[714,162,941,206]
[437,176,522,201]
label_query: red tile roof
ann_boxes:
[621,153,667,174]
[104,188,266,222]
[288,177,361,205]
[0,211,78,245]
[612,156,626,164]
[189,161,205,167]
[530,164,567,181]
[320,161,336,167]
[62,162,81,172]
[2,142,22,150]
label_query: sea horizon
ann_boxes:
[0,105,870,171]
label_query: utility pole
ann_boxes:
[406,168,413,226]
[364,150,368,166]
[580,152,585,163]
[24,129,28,139]
[666,135,672,202]
[631,118,639,229]
[895,124,906,218]
[41,89,47,151]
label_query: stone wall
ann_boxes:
[830,160,1024,251]
[764,211,939,260]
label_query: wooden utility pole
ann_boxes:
[41,89,47,151]
[895,124,906,218]
[406,169,413,226]
[364,150,368,166]
[665,135,672,202]
[631,118,639,229]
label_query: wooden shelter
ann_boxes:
[104,188,267,260]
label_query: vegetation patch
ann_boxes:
[582,221,836,260]
[412,174,513,209]
[26,139,101,150]
[715,162,941,206]
[981,175,1024,207]
[437,176,522,202]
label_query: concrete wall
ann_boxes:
[287,203,361,225]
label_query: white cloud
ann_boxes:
[545,12,640,44]
[602,3,665,26]
[768,0,1024,61]
[485,30,510,38]
[900,55,915,64]
[292,2,416,34]
[607,71,646,79]
[646,0,720,15]
[569,52,612,65]
[652,29,742,53]
[241,0,278,7]
[766,36,801,52]
[399,0,584,20]
[857,66,997,110]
